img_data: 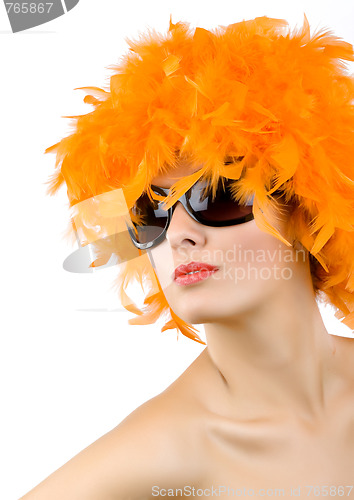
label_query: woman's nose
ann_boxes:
[166,201,206,249]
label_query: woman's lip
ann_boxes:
[174,261,219,279]
[174,269,219,286]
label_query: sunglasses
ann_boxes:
[126,177,254,250]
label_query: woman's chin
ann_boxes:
[171,302,229,326]
[168,302,210,325]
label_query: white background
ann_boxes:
[1,1,353,498]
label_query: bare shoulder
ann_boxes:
[331,332,354,352]
[331,333,354,360]
[19,350,212,500]
[331,333,354,380]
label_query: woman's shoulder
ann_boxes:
[331,332,354,352]
[116,347,216,452]
[107,389,206,493]
[103,351,214,496]
[330,333,354,381]
[20,352,214,500]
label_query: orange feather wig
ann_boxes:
[45,15,354,343]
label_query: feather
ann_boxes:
[161,164,209,210]
[310,221,335,255]
[252,197,293,247]
[162,313,206,345]
[74,86,109,99]
[162,54,181,76]
[268,134,299,193]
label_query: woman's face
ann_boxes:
[148,161,307,326]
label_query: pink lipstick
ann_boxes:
[174,261,219,286]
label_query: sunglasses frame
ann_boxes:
[126,179,255,250]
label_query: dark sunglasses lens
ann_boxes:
[130,193,168,245]
[188,180,253,222]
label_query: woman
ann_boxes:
[21,15,354,499]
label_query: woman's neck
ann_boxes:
[203,280,340,424]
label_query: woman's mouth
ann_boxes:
[174,261,219,286]
[174,268,219,286]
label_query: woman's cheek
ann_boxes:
[148,240,176,290]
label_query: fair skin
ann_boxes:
[20,161,354,500]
